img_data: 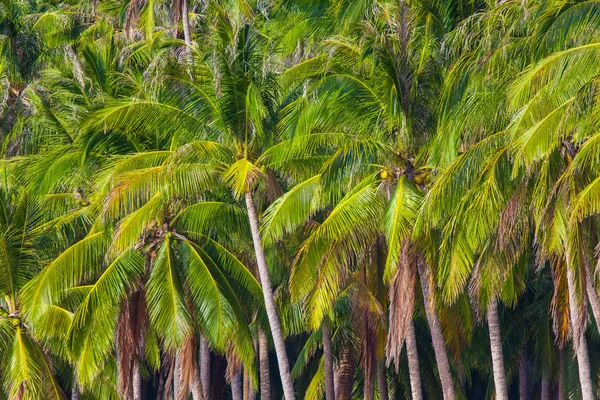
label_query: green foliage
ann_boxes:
[3,0,600,398]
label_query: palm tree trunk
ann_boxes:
[518,352,528,400]
[362,318,375,400]
[200,336,210,400]
[243,368,256,400]
[133,361,143,400]
[406,321,422,400]
[231,370,243,400]
[363,364,375,400]
[71,383,79,400]
[585,276,600,329]
[322,319,335,400]
[243,369,249,400]
[567,268,595,400]
[191,359,205,400]
[540,368,550,400]
[487,300,508,400]
[181,0,191,43]
[174,354,182,400]
[245,192,295,400]
[258,332,271,400]
[157,369,166,400]
[376,360,388,400]
[336,343,355,400]
[558,348,566,400]
[179,0,194,70]
[417,263,455,400]
[247,373,256,400]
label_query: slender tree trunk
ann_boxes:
[406,321,422,400]
[200,336,210,400]
[322,320,336,400]
[174,354,183,400]
[540,368,550,400]
[181,0,194,64]
[362,319,375,400]
[417,263,455,400]
[518,352,528,400]
[585,276,600,330]
[376,360,388,400]
[157,369,166,400]
[334,368,339,399]
[231,370,243,400]
[243,368,255,400]
[567,268,595,400]
[133,361,143,400]
[258,332,271,400]
[247,374,256,400]
[71,383,79,400]
[245,192,295,400]
[573,332,594,400]
[243,368,249,400]
[487,301,508,400]
[363,364,375,400]
[558,348,566,400]
[191,360,205,400]
[336,343,355,400]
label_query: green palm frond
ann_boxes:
[384,177,423,282]
[21,232,107,321]
[261,175,322,243]
[146,234,191,350]
[172,201,249,238]
[224,158,264,199]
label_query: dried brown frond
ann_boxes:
[117,300,135,399]
[385,240,416,369]
[225,351,242,384]
[117,291,148,400]
[175,335,197,400]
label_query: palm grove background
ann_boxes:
[2,0,600,399]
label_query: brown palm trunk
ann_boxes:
[406,321,422,400]
[322,320,335,400]
[258,332,271,400]
[362,319,375,400]
[558,348,566,400]
[585,275,600,329]
[200,336,210,400]
[181,0,191,44]
[174,354,183,400]
[518,352,528,400]
[156,368,166,400]
[540,368,550,400]
[191,368,205,400]
[243,369,250,400]
[245,193,295,400]
[247,374,256,400]
[336,342,355,400]
[133,362,143,400]
[417,263,455,400]
[487,300,508,400]
[566,268,595,400]
[231,370,243,400]
[376,360,388,400]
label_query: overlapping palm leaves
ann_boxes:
[5,0,600,398]
[0,180,84,400]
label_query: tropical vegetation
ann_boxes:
[1,0,600,398]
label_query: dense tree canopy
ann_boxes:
[2,0,600,399]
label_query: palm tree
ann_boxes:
[0,187,65,400]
